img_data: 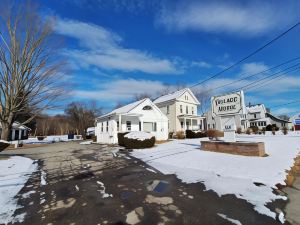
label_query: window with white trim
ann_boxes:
[106,121,109,132]
[126,121,131,131]
[143,122,157,132]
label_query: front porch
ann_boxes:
[178,115,205,131]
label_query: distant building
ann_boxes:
[154,88,205,133]
[95,98,168,144]
[86,127,95,136]
[205,103,292,131]
[0,122,31,141]
[289,113,300,130]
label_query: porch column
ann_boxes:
[19,130,22,140]
[184,117,186,131]
[12,129,15,141]
[140,119,144,131]
[119,114,122,132]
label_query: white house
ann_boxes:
[153,88,205,133]
[206,103,292,131]
[95,98,168,144]
[0,122,31,141]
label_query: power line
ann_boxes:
[269,100,300,109]
[231,63,300,92]
[190,21,300,88]
[208,56,300,92]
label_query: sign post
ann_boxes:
[211,91,246,142]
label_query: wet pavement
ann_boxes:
[1,142,292,225]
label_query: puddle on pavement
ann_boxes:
[120,190,135,200]
[73,171,94,180]
[147,180,169,193]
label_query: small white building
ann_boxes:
[206,103,292,131]
[0,122,31,141]
[95,98,168,144]
[154,88,205,133]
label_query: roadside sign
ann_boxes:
[211,91,245,117]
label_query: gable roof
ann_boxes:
[97,98,148,119]
[246,104,266,114]
[153,88,200,104]
[0,121,31,130]
[266,112,291,123]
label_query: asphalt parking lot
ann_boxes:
[1,142,293,225]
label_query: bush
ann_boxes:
[92,135,97,142]
[186,130,207,139]
[175,131,185,139]
[282,127,288,135]
[123,132,155,149]
[207,130,224,140]
[117,132,129,147]
[246,128,252,135]
[250,126,259,134]
[236,127,242,134]
[37,136,45,141]
[272,127,276,135]
[262,127,266,135]
[169,132,174,139]
[275,126,279,131]
[0,141,10,152]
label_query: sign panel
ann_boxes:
[221,117,236,131]
[295,119,300,125]
[211,91,245,117]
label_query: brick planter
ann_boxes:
[201,141,266,157]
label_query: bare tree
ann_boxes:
[113,102,125,109]
[0,1,65,140]
[193,87,213,115]
[65,101,102,138]
[133,93,152,101]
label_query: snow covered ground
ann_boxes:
[23,135,82,144]
[0,156,37,224]
[131,135,300,220]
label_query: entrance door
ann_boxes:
[186,121,190,130]
[15,130,20,140]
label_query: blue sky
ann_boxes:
[42,0,300,116]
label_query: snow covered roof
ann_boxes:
[0,121,31,130]
[153,88,200,104]
[97,98,148,119]
[246,104,266,114]
[266,113,291,123]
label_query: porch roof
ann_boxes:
[177,115,205,119]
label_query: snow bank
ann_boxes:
[23,135,80,144]
[0,156,37,224]
[131,136,300,219]
[124,131,154,141]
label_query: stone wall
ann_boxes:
[201,141,265,157]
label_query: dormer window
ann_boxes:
[142,105,152,110]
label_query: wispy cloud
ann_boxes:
[73,78,172,101]
[191,61,212,69]
[55,18,182,74]
[239,62,269,76]
[156,0,299,36]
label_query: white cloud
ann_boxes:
[55,18,181,74]
[240,62,269,76]
[272,107,299,115]
[157,1,298,36]
[74,78,172,101]
[191,61,212,69]
[248,75,300,95]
